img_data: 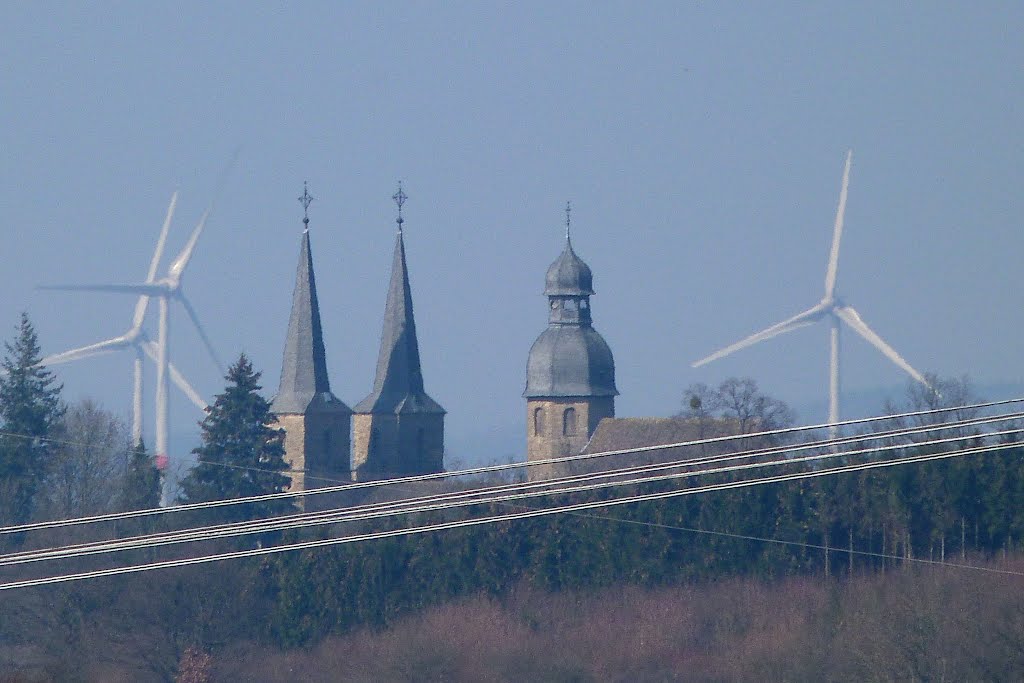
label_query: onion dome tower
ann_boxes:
[351,183,445,480]
[271,183,353,494]
[524,203,617,480]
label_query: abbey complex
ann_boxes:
[268,191,661,489]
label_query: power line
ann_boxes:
[3,421,1018,567]
[3,396,1019,536]
[1,406,1016,564]
[2,437,1020,590]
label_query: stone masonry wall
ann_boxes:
[526,397,614,481]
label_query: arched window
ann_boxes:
[533,407,546,436]
[563,407,577,436]
[369,428,379,459]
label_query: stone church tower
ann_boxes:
[271,188,352,493]
[352,185,445,480]
[524,209,617,480]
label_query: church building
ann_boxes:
[351,184,446,480]
[270,185,353,493]
[272,183,445,491]
[524,206,618,480]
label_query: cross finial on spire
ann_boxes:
[565,200,572,242]
[298,181,314,231]
[393,181,407,233]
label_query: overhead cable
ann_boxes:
[2,438,1021,591]
[2,396,1020,537]
[3,417,1019,566]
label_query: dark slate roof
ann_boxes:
[524,325,618,398]
[582,418,706,456]
[526,235,615,398]
[580,417,746,463]
[544,238,594,296]
[271,231,351,415]
[354,231,445,415]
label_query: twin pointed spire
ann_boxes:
[354,182,445,415]
[271,183,350,415]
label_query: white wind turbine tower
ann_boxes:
[692,151,931,439]
[43,195,223,499]
[39,192,207,447]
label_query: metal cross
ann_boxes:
[298,181,314,228]
[565,200,572,241]
[393,181,407,232]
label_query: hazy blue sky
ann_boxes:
[1,2,1021,465]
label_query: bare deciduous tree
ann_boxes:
[40,398,130,521]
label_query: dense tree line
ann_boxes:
[2,314,1024,680]
[264,446,1024,647]
[264,376,1024,646]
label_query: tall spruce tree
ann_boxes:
[0,312,64,524]
[121,438,161,512]
[178,354,293,521]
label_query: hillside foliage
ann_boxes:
[2,314,1023,679]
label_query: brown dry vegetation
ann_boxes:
[212,557,1024,683]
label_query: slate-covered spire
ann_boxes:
[272,189,350,415]
[355,187,444,415]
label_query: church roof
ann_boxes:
[354,230,445,415]
[271,230,351,415]
[581,416,758,463]
[582,418,705,457]
[544,237,595,296]
[524,325,618,398]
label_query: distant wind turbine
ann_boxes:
[41,194,223,491]
[39,192,207,448]
[692,151,931,438]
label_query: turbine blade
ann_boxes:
[168,362,208,411]
[130,295,151,330]
[167,209,209,281]
[167,152,239,282]
[692,303,826,368]
[824,150,852,299]
[130,191,179,329]
[42,336,130,366]
[140,340,208,410]
[149,192,178,283]
[38,283,167,296]
[835,305,929,386]
[178,294,222,371]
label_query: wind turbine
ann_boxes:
[692,151,931,438]
[41,194,224,492]
[39,192,207,447]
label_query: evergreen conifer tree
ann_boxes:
[121,438,161,512]
[178,354,293,521]
[0,312,64,524]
